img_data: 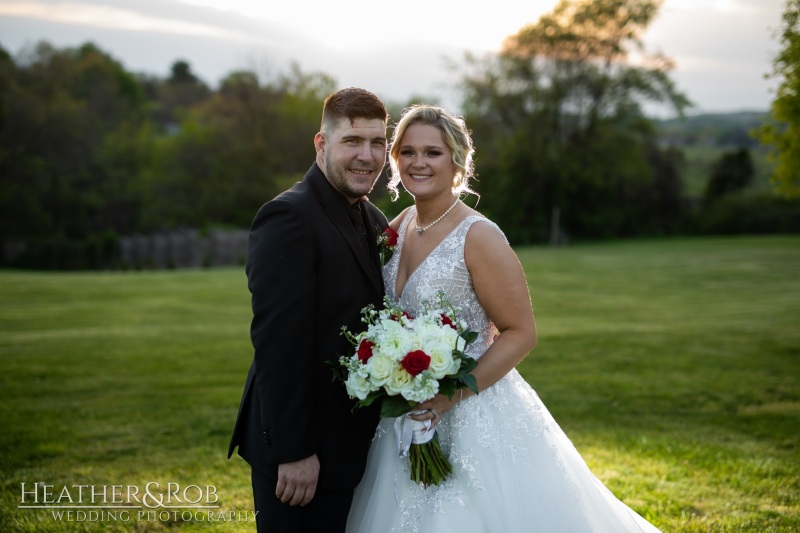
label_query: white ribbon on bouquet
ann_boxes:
[393,410,435,458]
[392,410,436,503]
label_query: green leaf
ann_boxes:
[461,330,479,344]
[439,379,457,399]
[460,374,479,395]
[459,356,478,373]
[357,390,383,408]
[380,396,415,417]
[326,358,347,382]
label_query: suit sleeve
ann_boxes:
[246,199,317,465]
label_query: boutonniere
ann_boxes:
[376,226,398,267]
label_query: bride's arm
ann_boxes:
[464,221,537,390]
[388,206,412,231]
[414,221,537,421]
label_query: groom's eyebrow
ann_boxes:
[342,134,387,145]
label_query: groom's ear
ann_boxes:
[314,132,326,156]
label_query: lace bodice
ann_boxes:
[383,207,503,360]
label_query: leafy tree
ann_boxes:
[143,65,335,230]
[0,41,149,267]
[161,60,211,125]
[0,45,49,248]
[140,60,211,131]
[754,0,800,198]
[704,148,755,205]
[457,0,689,242]
[504,0,688,126]
[169,60,198,85]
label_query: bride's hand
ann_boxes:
[410,393,462,430]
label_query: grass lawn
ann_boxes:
[1,235,798,532]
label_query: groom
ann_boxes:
[228,87,389,532]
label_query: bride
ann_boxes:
[346,105,662,532]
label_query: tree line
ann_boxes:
[1,0,797,269]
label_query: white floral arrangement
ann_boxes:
[334,292,478,486]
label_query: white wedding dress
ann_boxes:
[346,210,662,533]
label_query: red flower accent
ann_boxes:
[357,339,375,363]
[401,350,431,376]
[391,311,413,321]
[440,314,457,330]
[378,227,399,267]
[382,227,399,247]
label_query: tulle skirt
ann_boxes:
[346,370,661,533]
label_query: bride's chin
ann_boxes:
[402,180,432,196]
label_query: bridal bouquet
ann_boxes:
[335,292,478,487]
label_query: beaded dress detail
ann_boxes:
[346,208,661,533]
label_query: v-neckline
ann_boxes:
[393,207,471,301]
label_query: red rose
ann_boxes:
[391,311,413,321]
[401,350,431,376]
[357,339,375,363]
[382,227,399,247]
[440,314,457,330]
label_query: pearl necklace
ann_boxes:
[415,198,459,236]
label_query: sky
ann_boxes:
[0,0,786,115]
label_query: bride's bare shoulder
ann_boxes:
[464,212,508,250]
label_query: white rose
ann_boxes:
[366,354,394,387]
[414,322,442,345]
[437,323,461,345]
[345,372,373,401]
[427,341,456,379]
[384,366,413,396]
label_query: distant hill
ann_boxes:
[656,111,769,148]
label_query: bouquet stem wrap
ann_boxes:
[394,412,452,487]
[394,410,434,456]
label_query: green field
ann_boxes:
[1,236,798,532]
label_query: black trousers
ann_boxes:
[251,468,354,533]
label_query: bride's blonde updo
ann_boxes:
[387,104,478,200]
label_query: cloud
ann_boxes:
[0,0,785,112]
[665,0,761,14]
[0,0,253,40]
[0,0,461,108]
[0,0,324,80]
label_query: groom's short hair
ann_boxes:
[321,87,388,135]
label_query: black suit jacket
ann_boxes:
[228,163,386,490]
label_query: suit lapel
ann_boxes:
[307,165,384,295]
